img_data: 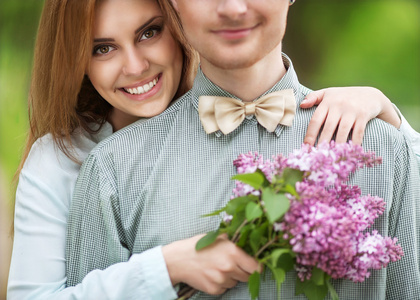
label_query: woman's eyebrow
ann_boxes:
[93,16,164,43]
[134,16,163,34]
[93,38,114,43]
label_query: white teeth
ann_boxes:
[124,76,159,95]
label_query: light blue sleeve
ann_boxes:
[7,137,177,300]
[393,104,420,166]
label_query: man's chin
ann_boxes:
[203,54,262,70]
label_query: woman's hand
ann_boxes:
[301,87,401,145]
[162,234,260,295]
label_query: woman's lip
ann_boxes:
[119,73,163,101]
[122,73,161,90]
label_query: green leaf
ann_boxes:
[282,168,304,187]
[310,267,325,286]
[261,188,290,224]
[195,230,219,250]
[271,249,291,265]
[225,195,258,215]
[249,222,268,255]
[295,277,306,296]
[201,207,226,217]
[248,271,261,300]
[226,211,246,237]
[265,263,286,300]
[281,184,299,196]
[232,172,266,190]
[236,224,254,248]
[249,229,263,254]
[270,267,286,285]
[326,279,339,300]
[255,169,271,187]
[295,278,328,300]
[246,202,263,221]
[276,252,295,272]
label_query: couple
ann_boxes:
[8,0,420,299]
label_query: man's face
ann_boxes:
[171,0,290,70]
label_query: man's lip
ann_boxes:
[211,25,258,39]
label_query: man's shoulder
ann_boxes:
[364,117,405,143]
[362,118,411,163]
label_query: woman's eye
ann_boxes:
[140,28,159,41]
[93,45,115,55]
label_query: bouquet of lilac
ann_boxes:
[181,141,403,300]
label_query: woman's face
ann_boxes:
[88,0,183,130]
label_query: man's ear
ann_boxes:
[169,0,179,12]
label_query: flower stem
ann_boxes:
[177,286,197,299]
[255,237,278,258]
[231,219,248,243]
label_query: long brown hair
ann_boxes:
[17,0,198,175]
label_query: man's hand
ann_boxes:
[162,233,261,295]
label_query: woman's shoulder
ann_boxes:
[24,124,113,177]
[23,134,81,180]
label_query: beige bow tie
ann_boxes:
[198,89,296,134]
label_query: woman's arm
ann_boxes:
[7,136,176,300]
[301,86,420,166]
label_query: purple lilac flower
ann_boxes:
[346,231,404,282]
[231,141,402,283]
[287,141,382,188]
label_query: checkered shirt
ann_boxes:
[66,55,420,299]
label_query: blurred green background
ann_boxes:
[0,0,419,298]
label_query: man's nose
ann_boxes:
[217,0,247,20]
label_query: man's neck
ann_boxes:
[200,47,287,102]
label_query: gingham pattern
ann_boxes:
[66,55,420,299]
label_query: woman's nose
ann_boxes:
[122,48,150,76]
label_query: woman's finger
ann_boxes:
[304,105,328,145]
[318,111,340,144]
[335,115,356,144]
[300,89,326,108]
[351,119,368,145]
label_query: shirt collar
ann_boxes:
[191,53,301,137]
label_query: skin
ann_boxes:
[171,0,290,102]
[164,234,262,295]
[88,0,183,131]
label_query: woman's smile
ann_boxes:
[87,0,183,130]
[122,73,160,96]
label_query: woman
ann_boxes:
[7,0,419,299]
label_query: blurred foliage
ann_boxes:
[0,0,419,202]
[0,0,43,199]
[285,0,420,124]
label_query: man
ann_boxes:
[66,0,420,299]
